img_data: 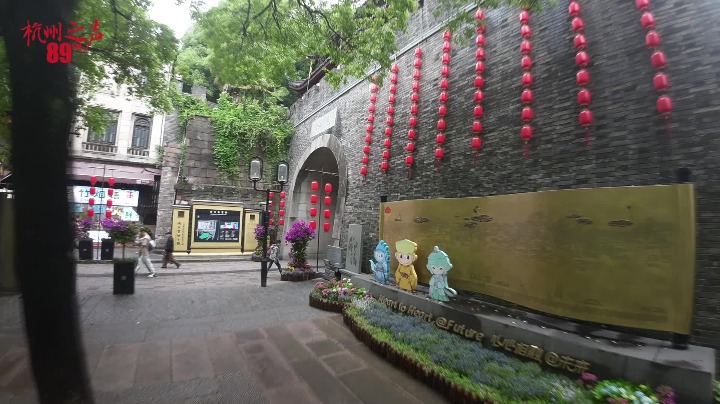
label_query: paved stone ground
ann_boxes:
[0,264,447,403]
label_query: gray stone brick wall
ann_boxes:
[287,0,720,356]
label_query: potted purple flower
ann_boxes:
[251,223,276,262]
[284,220,315,272]
[100,218,139,260]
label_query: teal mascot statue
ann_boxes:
[369,240,390,284]
[427,246,457,302]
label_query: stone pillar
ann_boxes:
[154,111,181,249]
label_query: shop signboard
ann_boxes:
[194,209,241,243]
[67,186,139,207]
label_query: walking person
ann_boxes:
[135,230,157,277]
[161,231,181,269]
[269,240,282,274]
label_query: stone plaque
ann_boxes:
[345,224,362,274]
[326,246,342,265]
[310,108,337,137]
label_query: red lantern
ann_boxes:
[475,48,485,60]
[521,106,534,122]
[391,64,399,73]
[640,12,655,29]
[389,84,397,94]
[475,8,484,20]
[310,206,318,217]
[657,95,673,115]
[87,208,94,217]
[653,72,669,91]
[323,209,331,219]
[577,89,592,106]
[390,74,398,84]
[370,84,378,93]
[384,127,393,136]
[572,17,584,32]
[443,30,452,40]
[574,34,587,50]
[383,138,391,148]
[521,25,532,38]
[279,209,285,217]
[406,142,415,152]
[269,219,274,226]
[521,72,533,87]
[408,117,417,127]
[410,104,419,115]
[436,133,446,144]
[576,69,590,86]
[365,134,373,143]
[382,150,390,159]
[441,65,450,77]
[311,181,319,191]
[415,47,423,57]
[324,183,332,193]
[521,125,533,157]
[473,105,483,118]
[477,25,486,34]
[474,90,485,103]
[520,40,532,54]
[309,220,317,230]
[646,31,660,48]
[388,94,396,104]
[108,178,115,187]
[568,1,581,16]
[576,51,590,67]
[106,199,112,207]
[472,121,483,133]
[521,89,533,104]
[362,156,369,164]
[651,51,667,69]
[413,70,421,80]
[443,41,451,53]
[367,115,374,123]
[411,93,419,103]
[280,200,285,208]
[105,211,112,218]
[380,161,389,171]
[310,194,318,204]
[474,76,485,88]
[440,78,449,90]
[269,191,275,199]
[323,222,331,232]
[370,94,377,103]
[476,34,485,47]
[438,105,447,116]
[88,197,95,206]
[278,218,284,226]
[519,10,530,24]
[280,191,286,199]
[521,56,532,70]
[439,92,449,103]
[408,129,416,139]
[387,106,395,116]
[89,187,96,196]
[475,61,485,73]
[636,0,650,11]
[579,109,593,126]
[472,136,482,150]
[442,53,450,65]
[435,148,444,159]
[414,59,422,68]
[360,166,368,176]
[405,155,414,166]
[90,176,97,185]
[366,124,373,133]
[324,196,332,206]
[412,81,420,91]
[107,189,114,196]
[437,119,446,131]
[363,146,371,154]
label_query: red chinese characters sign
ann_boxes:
[21,19,103,64]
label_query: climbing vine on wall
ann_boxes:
[172,91,292,180]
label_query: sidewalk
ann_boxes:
[76,259,298,277]
[75,249,253,264]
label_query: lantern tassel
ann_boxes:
[664,116,670,138]
[584,127,590,147]
[436,159,441,172]
[474,151,478,165]
[524,142,529,159]
[407,167,411,179]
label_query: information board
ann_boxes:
[194,209,241,243]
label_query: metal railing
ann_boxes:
[127,147,149,157]
[82,142,117,154]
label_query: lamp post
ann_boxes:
[249,157,289,287]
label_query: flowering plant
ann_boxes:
[310,278,370,303]
[253,223,276,255]
[100,218,139,258]
[285,221,314,271]
[590,379,663,404]
[74,217,95,239]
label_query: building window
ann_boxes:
[87,111,118,144]
[131,116,151,149]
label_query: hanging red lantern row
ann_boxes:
[405,47,423,178]
[105,177,114,218]
[323,183,332,232]
[471,9,486,164]
[88,175,97,218]
[436,30,452,171]
[635,0,672,137]
[278,191,286,226]
[380,64,399,175]
[309,181,318,230]
[361,76,379,180]
[568,1,594,147]
[519,8,534,158]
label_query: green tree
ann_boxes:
[175,28,221,102]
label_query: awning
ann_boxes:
[67,161,160,185]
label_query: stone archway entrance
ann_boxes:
[285,134,348,265]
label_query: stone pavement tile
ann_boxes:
[285,321,327,344]
[347,343,448,404]
[206,332,247,375]
[92,343,140,392]
[83,344,106,376]
[234,329,265,343]
[95,375,222,404]
[0,347,33,395]
[311,316,362,348]
[264,325,312,363]
[306,339,343,357]
[339,368,423,404]
[321,352,367,376]
[171,337,215,382]
[145,324,214,342]
[264,381,322,404]
[243,340,299,389]
[288,358,362,404]
[135,340,172,387]
[240,340,268,356]
[83,327,148,346]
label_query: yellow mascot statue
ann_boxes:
[394,239,418,292]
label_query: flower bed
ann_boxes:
[308,279,370,312]
[280,270,319,282]
[343,299,676,404]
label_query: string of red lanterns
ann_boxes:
[380,64,399,175]
[568,1,594,147]
[435,30,452,171]
[360,76,378,181]
[636,0,672,137]
[309,181,318,230]
[471,9,486,164]
[105,176,115,218]
[87,175,97,217]
[278,191,286,227]
[323,183,332,233]
[405,48,423,178]
[519,8,534,158]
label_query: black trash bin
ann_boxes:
[113,261,135,295]
[101,239,114,260]
[78,239,93,260]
